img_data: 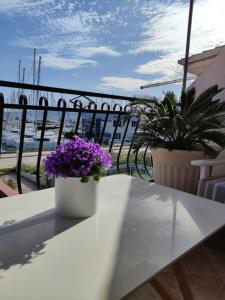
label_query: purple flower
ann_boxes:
[43,136,112,181]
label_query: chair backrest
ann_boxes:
[211,149,225,177]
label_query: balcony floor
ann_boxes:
[125,227,225,300]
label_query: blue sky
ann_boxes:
[0,0,225,98]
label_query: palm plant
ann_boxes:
[131,85,225,156]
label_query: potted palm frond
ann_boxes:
[131,85,225,194]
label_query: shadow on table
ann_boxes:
[0,209,83,270]
[104,177,186,300]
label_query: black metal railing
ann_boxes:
[0,81,152,194]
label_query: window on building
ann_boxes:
[104,132,111,138]
[113,120,122,127]
[131,121,137,127]
[115,133,121,140]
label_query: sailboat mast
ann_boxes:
[18,60,21,83]
[21,67,25,94]
[34,55,42,136]
[36,56,42,106]
[18,59,21,98]
[32,49,36,131]
[37,56,42,87]
[33,48,36,104]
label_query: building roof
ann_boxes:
[178,45,225,75]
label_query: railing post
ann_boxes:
[0,93,4,158]
[16,95,28,194]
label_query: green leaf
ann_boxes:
[81,176,89,183]
[163,91,177,107]
[93,174,101,182]
[130,85,225,156]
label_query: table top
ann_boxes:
[1,175,225,300]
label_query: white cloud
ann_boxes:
[76,46,121,57]
[46,11,98,34]
[41,54,97,70]
[136,56,181,79]
[0,0,57,16]
[13,36,121,69]
[135,0,225,80]
[3,0,225,82]
[8,3,121,70]
[99,76,148,92]
[0,0,23,10]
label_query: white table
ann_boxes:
[1,175,225,300]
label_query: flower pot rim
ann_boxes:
[55,176,97,184]
[55,176,82,179]
[151,147,204,153]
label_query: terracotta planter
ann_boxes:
[151,148,205,194]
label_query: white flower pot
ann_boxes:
[151,148,206,194]
[55,177,97,218]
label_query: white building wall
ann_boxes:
[81,113,137,145]
[190,47,225,101]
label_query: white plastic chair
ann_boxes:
[191,150,225,200]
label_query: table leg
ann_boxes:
[173,260,194,300]
[150,278,177,300]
